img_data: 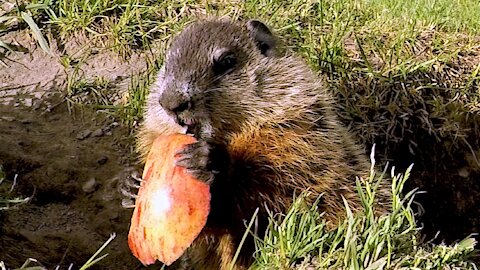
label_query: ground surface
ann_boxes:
[0,31,153,269]
[0,98,148,269]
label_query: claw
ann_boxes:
[175,141,210,170]
[131,171,143,182]
[118,168,143,209]
[125,178,142,189]
[174,148,190,167]
[172,141,216,184]
[175,156,189,168]
[120,185,138,199]
[122,198,136,208]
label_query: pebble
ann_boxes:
[1,116,15,122]
[32,100,42,110]
[92,128,104,137]
[82,177,98,193]
[103,122,119,133]
[76,130,92,140]
[458,167,470,178]
[23,98,33,107]
[19,119,32,124]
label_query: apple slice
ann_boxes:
[128,134,211,266]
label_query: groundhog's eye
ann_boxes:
[213,53,237,76]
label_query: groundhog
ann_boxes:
[132,18,386,269]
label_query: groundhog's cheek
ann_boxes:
[152,68,173,99]
[144,69,187,134]
[145,105,185,134]
[145,94,186,135]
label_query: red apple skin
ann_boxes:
[128,134,211,266]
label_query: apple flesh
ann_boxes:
[128,134,211,266]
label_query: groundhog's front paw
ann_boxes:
[119,169,142,208]
[175,140,217,184]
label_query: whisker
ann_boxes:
[204,87,224,94]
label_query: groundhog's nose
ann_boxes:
[159,93,191,116]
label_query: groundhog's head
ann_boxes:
[146,19,320,143]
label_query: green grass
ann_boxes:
[251,155,477,269]
[362,0,480,33]
[2,0,479,131]
[0,165,30,211]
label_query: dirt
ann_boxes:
[0,98,153,269]
[0,29,151,108]
[0,30,158,269]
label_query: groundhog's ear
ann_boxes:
[246,20,276,56]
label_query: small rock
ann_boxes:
[19,119,32,124]
[32,100,42,110]
[1,116,15,122]
[82,177,98,193]
[33,92,44,99]
[76,130,92,140]
[23,98,33,107]
[458,167,470,178]
[92,128,104,137]
[103,122,119,133]
[97,156,108,165]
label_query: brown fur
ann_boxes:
[137,18,388,269]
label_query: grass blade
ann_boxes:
[20,12,53,56]
[79,233,116,270]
